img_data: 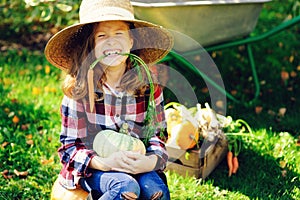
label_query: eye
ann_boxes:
[97,33,105,38]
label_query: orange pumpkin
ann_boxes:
[168,120,199,150]
[51,178,88,200]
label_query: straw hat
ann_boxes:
[45,0,174,71]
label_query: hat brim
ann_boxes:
[45,19,174,71]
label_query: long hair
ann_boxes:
[62,22,155,100]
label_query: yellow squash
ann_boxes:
[51,178,88,200]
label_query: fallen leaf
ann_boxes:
[12,115,20,124]
[281,71,289,81]
[290,97,296,102]
[2,174,13,179]
[45,65,51,74]
[11,98,18,103]
[1,170,13,179]
[201,87,209,93]
[8,112,15,118]
[26,140,34,145]
[3,78,12,85]
[268,110,276,116]
[36,65,43,71]
[230,90,237,95]
[211,52,217,58]
[50,27,59,34]
[44,86,51,93]
[26,134,33,139]
[1,142,9,148]
[32,87,41,95]
[4,108,10,113]
[289,55,294,63]
[255,106,263,114]
[21,124,29,131]
[287,87,293,91]
[290,71,297,78]
[279,160,286,168]
[50,87,57,93]
[194,55,201,61]
[260,80,266,85]
[215,100,224,109]
[41,156,54,165]
[14,169,29,177]
[18,69,28,76]
[278,108,287,117]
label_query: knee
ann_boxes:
[110,173,140,199]
[121,191,139,200]
[121,176,140,197]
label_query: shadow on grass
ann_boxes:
[208,148,300,199]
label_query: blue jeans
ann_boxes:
[80,170,170,200]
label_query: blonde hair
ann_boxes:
[62,22,154,100]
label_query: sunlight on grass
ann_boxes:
[166,171,251,200]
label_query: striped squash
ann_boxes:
[93,123,146,157]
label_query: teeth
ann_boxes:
[104,50,121,56]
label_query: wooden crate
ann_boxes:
[165,136,228,179]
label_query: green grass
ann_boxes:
[0,50,62,199]
[0,48,299,200]
[1,1,300,198]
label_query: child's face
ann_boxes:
[94,21,133,67]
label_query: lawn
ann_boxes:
[1,1,300,199]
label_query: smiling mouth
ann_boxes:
[103,49,122,56]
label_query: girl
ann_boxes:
[45,0,174,199]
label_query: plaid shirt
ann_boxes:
[57,84,168,189]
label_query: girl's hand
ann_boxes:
[89,151,131,171]
[111,151,158,174]
[89,151,158,174]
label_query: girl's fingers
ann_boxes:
[123,151,140,158]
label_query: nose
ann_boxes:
[106,35,116,46]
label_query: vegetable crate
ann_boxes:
[165,135,228,179]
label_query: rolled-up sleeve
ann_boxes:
[58,95,96,189]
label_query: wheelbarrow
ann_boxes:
[131,0,300,108]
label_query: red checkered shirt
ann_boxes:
[57,84,168,189]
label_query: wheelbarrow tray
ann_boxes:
[131,0,271,51]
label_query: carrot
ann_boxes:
[232,156,239,174]
[232,140,240,174]
[227,144,233,177]
[87,68,95,112]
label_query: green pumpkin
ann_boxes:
[93,123,146,158]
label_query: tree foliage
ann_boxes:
[0,0,80,40]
